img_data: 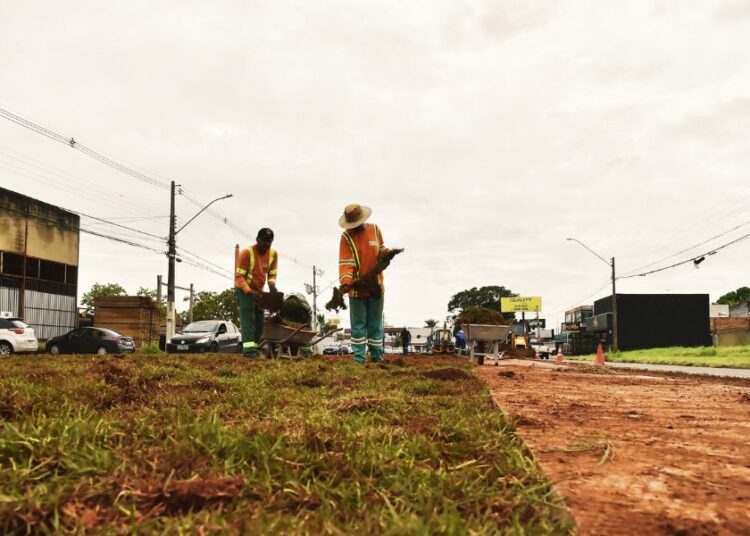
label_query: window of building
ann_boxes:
[1,252,24,276]
[25,258,39,279]
[40,260,66,283]
[65,265,78,284]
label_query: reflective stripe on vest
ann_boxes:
[243,246,276,281]
[342,231,360,274]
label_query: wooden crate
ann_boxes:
[94,296,162,349]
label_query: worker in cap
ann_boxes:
[235,228,278,357]
[338,204,388,365]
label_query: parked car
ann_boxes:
[530,342,554,359]
[0,315,39,355]
[46,327,135,355]
[322,342,353,355]
[322,343,340,355]
[166,320,241,353]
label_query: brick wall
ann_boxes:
[710,317,750,333]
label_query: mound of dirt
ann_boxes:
[422,368,471,381]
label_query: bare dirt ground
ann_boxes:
[478,361,750,535]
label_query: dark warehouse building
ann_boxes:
[592,294,712,351]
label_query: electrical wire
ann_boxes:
[77,212,164,240]
[548,279,611,318]
[0,106,170,190]
[180,190,320,271]
[0,144,161,218]
[176,246,234,277]
[621,217,750,277]
[619,230,750,279]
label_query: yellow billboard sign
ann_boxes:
[500,296,542,313]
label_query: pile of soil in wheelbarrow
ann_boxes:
[273,293,313,328]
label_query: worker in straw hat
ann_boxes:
[338,203,390,365]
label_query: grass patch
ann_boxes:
[577,345,750,368]
[0,354,572,533]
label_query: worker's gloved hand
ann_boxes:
[339,284,351,294]
[269,283,278,293]
[247,289,260,299]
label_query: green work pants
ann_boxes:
[236,289,264,357]
[349,296,384,364]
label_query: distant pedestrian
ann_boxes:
[401,327,411,355]
[235,228,278,358]
[338,203,390,364]
[455,329,466,355]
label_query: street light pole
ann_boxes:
[566,238,618,352]
[611,256,618,353]
[166,189,233,339]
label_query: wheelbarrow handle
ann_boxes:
[308,327,343,346]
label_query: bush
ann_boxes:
[140,343,164,355]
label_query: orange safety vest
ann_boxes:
[338,223,385,297]
[235,245,277,293]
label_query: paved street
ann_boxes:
[566,359,750,379]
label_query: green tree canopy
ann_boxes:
[424,319,438,328]
[716,286,750,306]
[448,286,517,319]
[185,289,239,325]
[81,282,127,314]
[136,287,158,301]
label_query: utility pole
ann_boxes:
[164,189,232,340]
[189,283,194,324]
[312,265,318,332]
[156,275,162,305]
[166,181,177,339]
[611,257,618,353]
[566,238,619,352]
[19,206,29,318]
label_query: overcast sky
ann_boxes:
[1,1,749,329]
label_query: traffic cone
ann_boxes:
[556,348,564,362]
[595,343,606,365]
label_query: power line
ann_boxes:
[176,246,234,277]
[0,202,164,254]
[77,211,164,240]
[180,190,320,272]
[621,218,750,277]
[0,144,161,218]
[0,159,160,219]
[0,106,170,190]
[548,279,611,318]
[620,230,750,279]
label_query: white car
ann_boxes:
[0,315,39,355]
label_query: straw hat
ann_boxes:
[338,203,372,229]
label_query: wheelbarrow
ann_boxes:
[462,323,512,365]
[258,320,342,359]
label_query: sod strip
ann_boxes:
[0,354,573,534]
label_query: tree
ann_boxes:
[717,286,750,307]
[447,286,517,320]
[185,289,239,325]
[424,319,439,328]
[136,287,158,301]
[137,287,166,318]
[316,313,338,336]
[81,282,127,314]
